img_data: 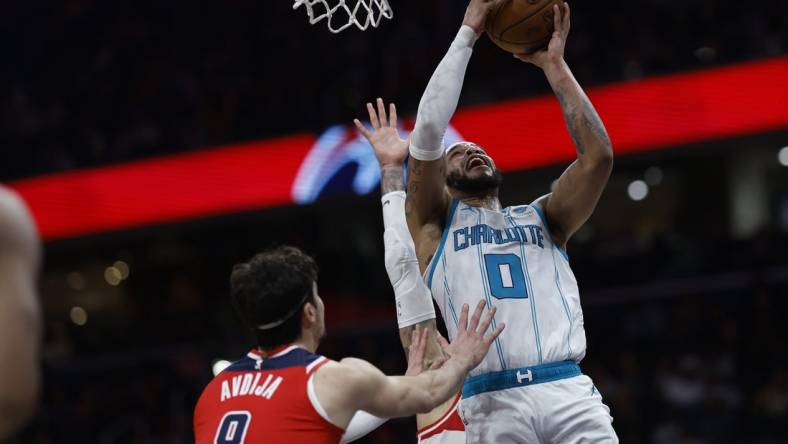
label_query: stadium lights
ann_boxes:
[779,146,788,167]
[70,306,88,326]
[628,180,649,201]
[67,272,86,291]
[104,266,122,286]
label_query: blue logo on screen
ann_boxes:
[291,124,464,204]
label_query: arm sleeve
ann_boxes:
[382,191,436,328]
[340,411,388,443]
[409,25,478,161]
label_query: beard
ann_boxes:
[446,169,503,195]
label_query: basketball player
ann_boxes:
[193,246,504,444]
[363,0,618,442]
[356,103,466,443]
[0,187,41,441]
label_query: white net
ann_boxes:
[293,0,393,33]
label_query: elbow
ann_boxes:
[590,145,614,174]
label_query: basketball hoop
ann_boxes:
[293,0,393,33]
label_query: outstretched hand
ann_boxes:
[354,98,409,169]
[405,326,447,376]
[439,300,505,372]
[515,2,571,69]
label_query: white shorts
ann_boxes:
[459,374,618,444]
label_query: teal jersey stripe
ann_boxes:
[506,216,543,364]
[426,199,460,289]
[441,253,460,327]
[552,247,574,358]
[475,209,507,370]
[529,204,569,261]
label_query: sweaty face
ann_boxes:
[445,142,502,195]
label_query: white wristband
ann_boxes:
[341,411,387,443]
[381,192,436,328]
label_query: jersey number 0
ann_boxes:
[484,254,528,299]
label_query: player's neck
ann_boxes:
[460,195,501,211]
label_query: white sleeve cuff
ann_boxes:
[409,142,445,161]
[341,411,387,443]
[381,193,436,329]
[455,25,480,48]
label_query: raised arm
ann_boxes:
[517,3,614,247]
[314,301,503,425]
[406,0,497,270]
[0,187,41,440]
[355,101,443,367]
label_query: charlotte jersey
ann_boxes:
[426,200,587,376]
[194,345,343,444]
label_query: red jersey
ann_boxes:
[194,345,343,444]
[417,393,466,444]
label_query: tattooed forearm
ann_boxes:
[380,166,405,194]
[549,64,612,162]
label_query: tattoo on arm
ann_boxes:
[555,89,611,158]
[380,167,405,194]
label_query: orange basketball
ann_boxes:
[485,0,562,54]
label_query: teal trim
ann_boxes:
[552,248,574,358]
[506,216,543,364]
[462,361,581,399]
[529,204,570,261]
[426,199,460,289]
[475,209,507,370]
[441,254,460,327]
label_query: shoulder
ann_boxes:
[315,358,386,394]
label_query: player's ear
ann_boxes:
[302,301,318,325]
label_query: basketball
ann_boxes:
[486,0,563,54]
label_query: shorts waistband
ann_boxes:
[462,361,581,399]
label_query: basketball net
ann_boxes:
[293,0,393,33]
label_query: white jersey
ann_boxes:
[426,199,586,377]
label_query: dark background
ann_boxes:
[2,0,788,443]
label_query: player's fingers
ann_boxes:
[376,98,388,128]
[477,305,497,334]
[420,325,429,348]
[553,4,561,33]
[413,328,427,360]
[430,356,447,370]
[410,325,420,348]
[486,323,506,344]
[563,2,570,30]
[353,119,371,139]
[437,335,451,353]
[468,300,486,331]
[367,102,380,130]
[389,103,397,128]
[458,303,469,331]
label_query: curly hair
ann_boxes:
[230,246,318,349]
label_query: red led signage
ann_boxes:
[8,57,788,240]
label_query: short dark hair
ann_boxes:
[229,246,318,350]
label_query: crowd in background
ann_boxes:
[2,0,787,443]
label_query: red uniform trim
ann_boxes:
[417,393,465,440]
